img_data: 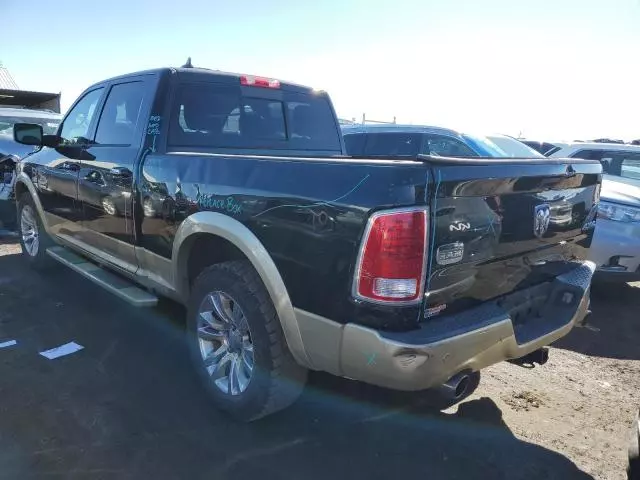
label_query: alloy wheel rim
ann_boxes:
[143,199,154,217]
[197,291,254,395]
[20,205,39,257]
[102,198,116,215]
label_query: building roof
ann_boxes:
[0,66,19,90]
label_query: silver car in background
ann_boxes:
[517,141,640,282]
[0,108,62,230]
[546,142,640,282]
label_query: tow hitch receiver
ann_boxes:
[509,347,550,368]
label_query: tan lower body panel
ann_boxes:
[294,293,589,391]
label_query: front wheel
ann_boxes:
[187,260,307,421]
[17,193,56,270]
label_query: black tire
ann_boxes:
[17,193,56,270]
[187,260,307,421]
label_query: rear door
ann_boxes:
[78,76,154,272]
[424,159,601,314]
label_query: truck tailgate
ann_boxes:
[424,157,601,315]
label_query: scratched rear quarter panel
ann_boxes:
[139,153,429,328]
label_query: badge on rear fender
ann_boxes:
[436,241,464,265]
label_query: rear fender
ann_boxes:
[172,212,313,369]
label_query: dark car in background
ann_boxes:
[342,125,545,159]
[0,108,62,230]
[341,124,482,157]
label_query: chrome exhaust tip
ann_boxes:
[437,372,471,400]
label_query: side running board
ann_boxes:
[46,246,158,307]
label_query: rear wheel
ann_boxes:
[187,260,307,421]
[17,193,56,270]
[102,197,117,216]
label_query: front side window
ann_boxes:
[60,88,104,144]
[95,82,146,146]
[86,170,105,185]
[426,134,478,157]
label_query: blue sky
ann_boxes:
[4,0,640,140]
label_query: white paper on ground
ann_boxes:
[0,340,17,348]
[39,342,84,359]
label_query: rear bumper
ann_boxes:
[295,261,594,391]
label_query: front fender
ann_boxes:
[14,172,51,234]
[172,212,313,369]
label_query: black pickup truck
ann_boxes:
[12,65,600,421]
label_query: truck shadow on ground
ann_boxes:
[0,248,594,479]
[554,281,640,361]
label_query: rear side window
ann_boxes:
[343,133,366,155]
[621,155,640,180]
[425,134,478,157]
[363,133,422,156]
[571,149,640,179]
[522,141,559,156]
[169,83,340,151]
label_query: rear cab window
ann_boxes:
[168,81,341,154]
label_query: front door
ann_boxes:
[78,77,151,272]
[33,87,105,239]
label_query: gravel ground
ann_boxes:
[0,237,637,479]
[464,281,640,480]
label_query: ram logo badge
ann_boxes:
[449,222,471,232]
[533,204,551,238]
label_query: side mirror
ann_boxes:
[13,123,43,146]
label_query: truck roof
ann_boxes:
[92,67,319,94]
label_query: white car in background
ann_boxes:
[534,141,640,283]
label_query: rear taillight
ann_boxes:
[353,208,428,304]
[240,75,281,89]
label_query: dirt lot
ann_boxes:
[0,237,638,479]
[464,283,640,480]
